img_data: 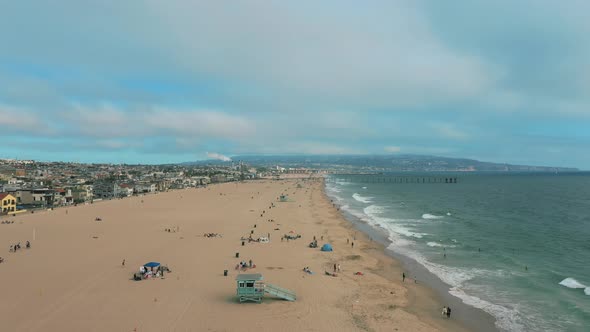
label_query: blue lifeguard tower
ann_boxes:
[236,273,296,303]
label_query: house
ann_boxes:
[14,189,34,205]
[114,184,134,197]
[54,189,73,205]
[134,182,157,194]
[31,189,56,206]
[71,188,88,203]
[93,180,116,198]
[0,193,16,214]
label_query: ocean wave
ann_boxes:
[363,204,385,215]
[449,287,525,332]
[426,241,456,248]
[334,180,352,186]
[325,182,342,193]
[362,186,367,189]
[422,213,444,219]
[559,277,586,289]
[585,288,590,296]
[352,193,373,203]
[389,242,525,331]
[363,205,426,239]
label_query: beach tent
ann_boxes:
[144,262,161,268]
[320,244,333,252]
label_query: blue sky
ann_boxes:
[1,1,589,168]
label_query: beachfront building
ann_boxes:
[114,184,134,197]
[31,189,56,207]
[0,193,16,214]
[133,182,157,194]
[92,180,116,198]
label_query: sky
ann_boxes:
[0,1,589,169]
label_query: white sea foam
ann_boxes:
[325,182,342,193]
[422,213,444,219]
[446,212,452,216]
[352,193,373,203]
[363,205,427,239]
[559,277,586,289]
[388,241,525,331]
[426,241,456,248]
[449,287,525,332]
[585,288,590,296]
[362,186,367,189]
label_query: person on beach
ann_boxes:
[402,272,405,282]
[334,264,337,272]
[446,306,451,318]
[351,242,354,248]
[122,259,125,267]
[337,264,341,272]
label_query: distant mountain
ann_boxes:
[181,154,578,172]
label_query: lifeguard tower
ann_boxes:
[236,273,296,303]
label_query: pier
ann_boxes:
[326,174,458,184]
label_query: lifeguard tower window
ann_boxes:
[239,282,245,287]
[246,282,255,287]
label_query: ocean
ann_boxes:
[325,173,590,332]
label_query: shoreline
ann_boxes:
[1,177,492,331]
[322,178,499,332]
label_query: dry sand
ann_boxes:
[0,178,471,331]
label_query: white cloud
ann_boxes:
[143,108,255,139]
[206,152,231,162]
[59,103,255,140]
[430,123,469,140]
[0,104,53,134]
[384,146,401,153]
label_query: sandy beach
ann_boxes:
[0,177,473,331]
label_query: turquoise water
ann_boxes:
[326,173,590,332]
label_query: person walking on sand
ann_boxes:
[351,242,354,248]
[334,264,337,272]
[122,259,125,267]
[337,264,341,272]
[446,306,451,318]
[402,272,405,282]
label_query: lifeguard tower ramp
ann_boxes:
[265,283,296,301]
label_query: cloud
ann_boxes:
[0,103,53,135]
[430,123,469,140]
[58,103,255,140]
[206,152,231,162]
[1,1,590,168]
[384,146,401,153]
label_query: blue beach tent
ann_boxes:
[144,262,161,268]
[321,244,333,252]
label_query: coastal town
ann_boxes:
[0,158,319,216]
